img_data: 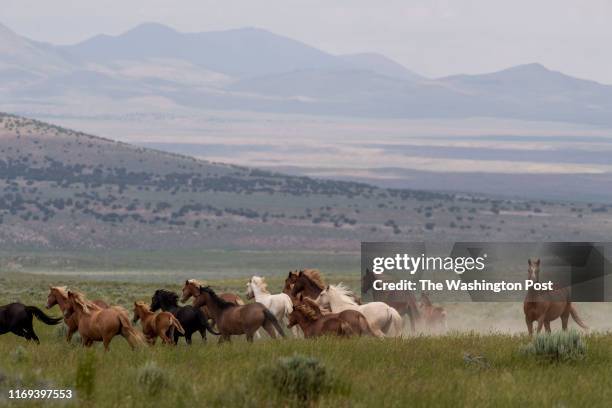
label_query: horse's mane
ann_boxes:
[69,291,102,315]
[187,279,205,287]
[154,289,179,306]
[200,286,235,309]
[250,276,270,294]
[134,301,151,312]
[295,302,320,321]
[302,269,325,290]
[51,286,68,298]
[326,283,358,306]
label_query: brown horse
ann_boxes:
[46,286,109,342]
[283,270,300,298]
[192,286,285,343]
[418,293,447,331]
[132,301,185,345]
[288,297,354,338]
[66,291,145,351]
[523,258,589,336]
[292,296,378,337]
[362,268,420,332]
[181,279,244,306]
[290,269,361,307]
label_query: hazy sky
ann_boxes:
[3,0,611,83]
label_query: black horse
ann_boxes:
[0,303,62,343]
[150,289,218,344]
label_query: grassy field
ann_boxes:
[2,271,612,407]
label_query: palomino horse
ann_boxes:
[0,303,62,343]
[133,301,185,345]
[362,268,420,332]
[150,289,218,344]
[46,286,109,342]
[288,297,354,338]
[523,258,588,336]
[193,286,285,343]
[316,284,403,337]
[65,291,144,351]
[246,276,294,329]
[418,293,447,332]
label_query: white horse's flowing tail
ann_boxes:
[388,307,404,337]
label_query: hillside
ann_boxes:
[0,113,610,251]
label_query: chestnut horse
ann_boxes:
[132,301,185,345]
[523,258,588,336]
[66,291,144,351]
[362,268,420,332]
[46,286,109,342]
[291,295,378,337]
[181,279,244,306]
[288,297,353,338]
[192,286,285,343]
[283,270,300,298]
[418,293,447,331]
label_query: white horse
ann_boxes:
[316,283,403,337]
[246,276,299,336]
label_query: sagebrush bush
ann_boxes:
[264,354,333,403]
[136,361,169,395]
[76,351,97,400]
[520,329,587,361]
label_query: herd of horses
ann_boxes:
[0,259,589,350]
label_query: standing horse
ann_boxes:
[150,289,218,344]
[46,286,109,342]
[418,293,447,332]
[192,286,285,343]
[132,301,185,345]
[523,258,588,336]
[65,291,144,351]
[362,268,420,332]
[288,297,354,338]
[0,303,62,343]
[316,284,403,337]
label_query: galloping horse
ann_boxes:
[291,270,361,306]
[523,258,588,336]
[66,291,144,351]
[181,279,244,306]
[133,301,185,345]
[246,276,293,326]
[192,286,285,343]
[362,268,420,332]
[150,289,218,344]
[46,286,109,342]
[288,297,353,338]
[282,270,300,298]
[316,284,403,337]
[0,303,62,343]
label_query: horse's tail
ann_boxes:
[116,309,146,348]
[25,306,62,325]
[388,307,404,337]
[263,308,285,338]
[570,305,589,331]
[170,315,185,335]
[196,309,220,335]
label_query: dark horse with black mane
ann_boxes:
[0,303,62,343]
[150,289,218,344]
[193,286,285,343]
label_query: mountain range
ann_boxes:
[1,21,612,125]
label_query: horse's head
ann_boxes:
[283,271,299,295]
[528,258,541,282]
[181,280,201,303]
[246,277,255,300]
[46,286,67,309]
[361,268,375,294]
[133,301,147,323]
[290,271,309,298]
[151,289,178,312]
[193,286,212,309]
[316,285,332,309]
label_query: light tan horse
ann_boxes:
[523,258,589,336]
[132,301,185,345]
[66,291,145,351]
[46,286,109,342]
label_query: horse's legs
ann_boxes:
[544,321,551,333]
[102,336,112,351]
[185,331,193,345]
[525,316,533,336]
[199,328,207,342]
[22,320,40,344]
[173,330,180,345]
[159,329,172,345]
[246,332,254,343]
[262,322,278,339]
[536,317,545,334]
